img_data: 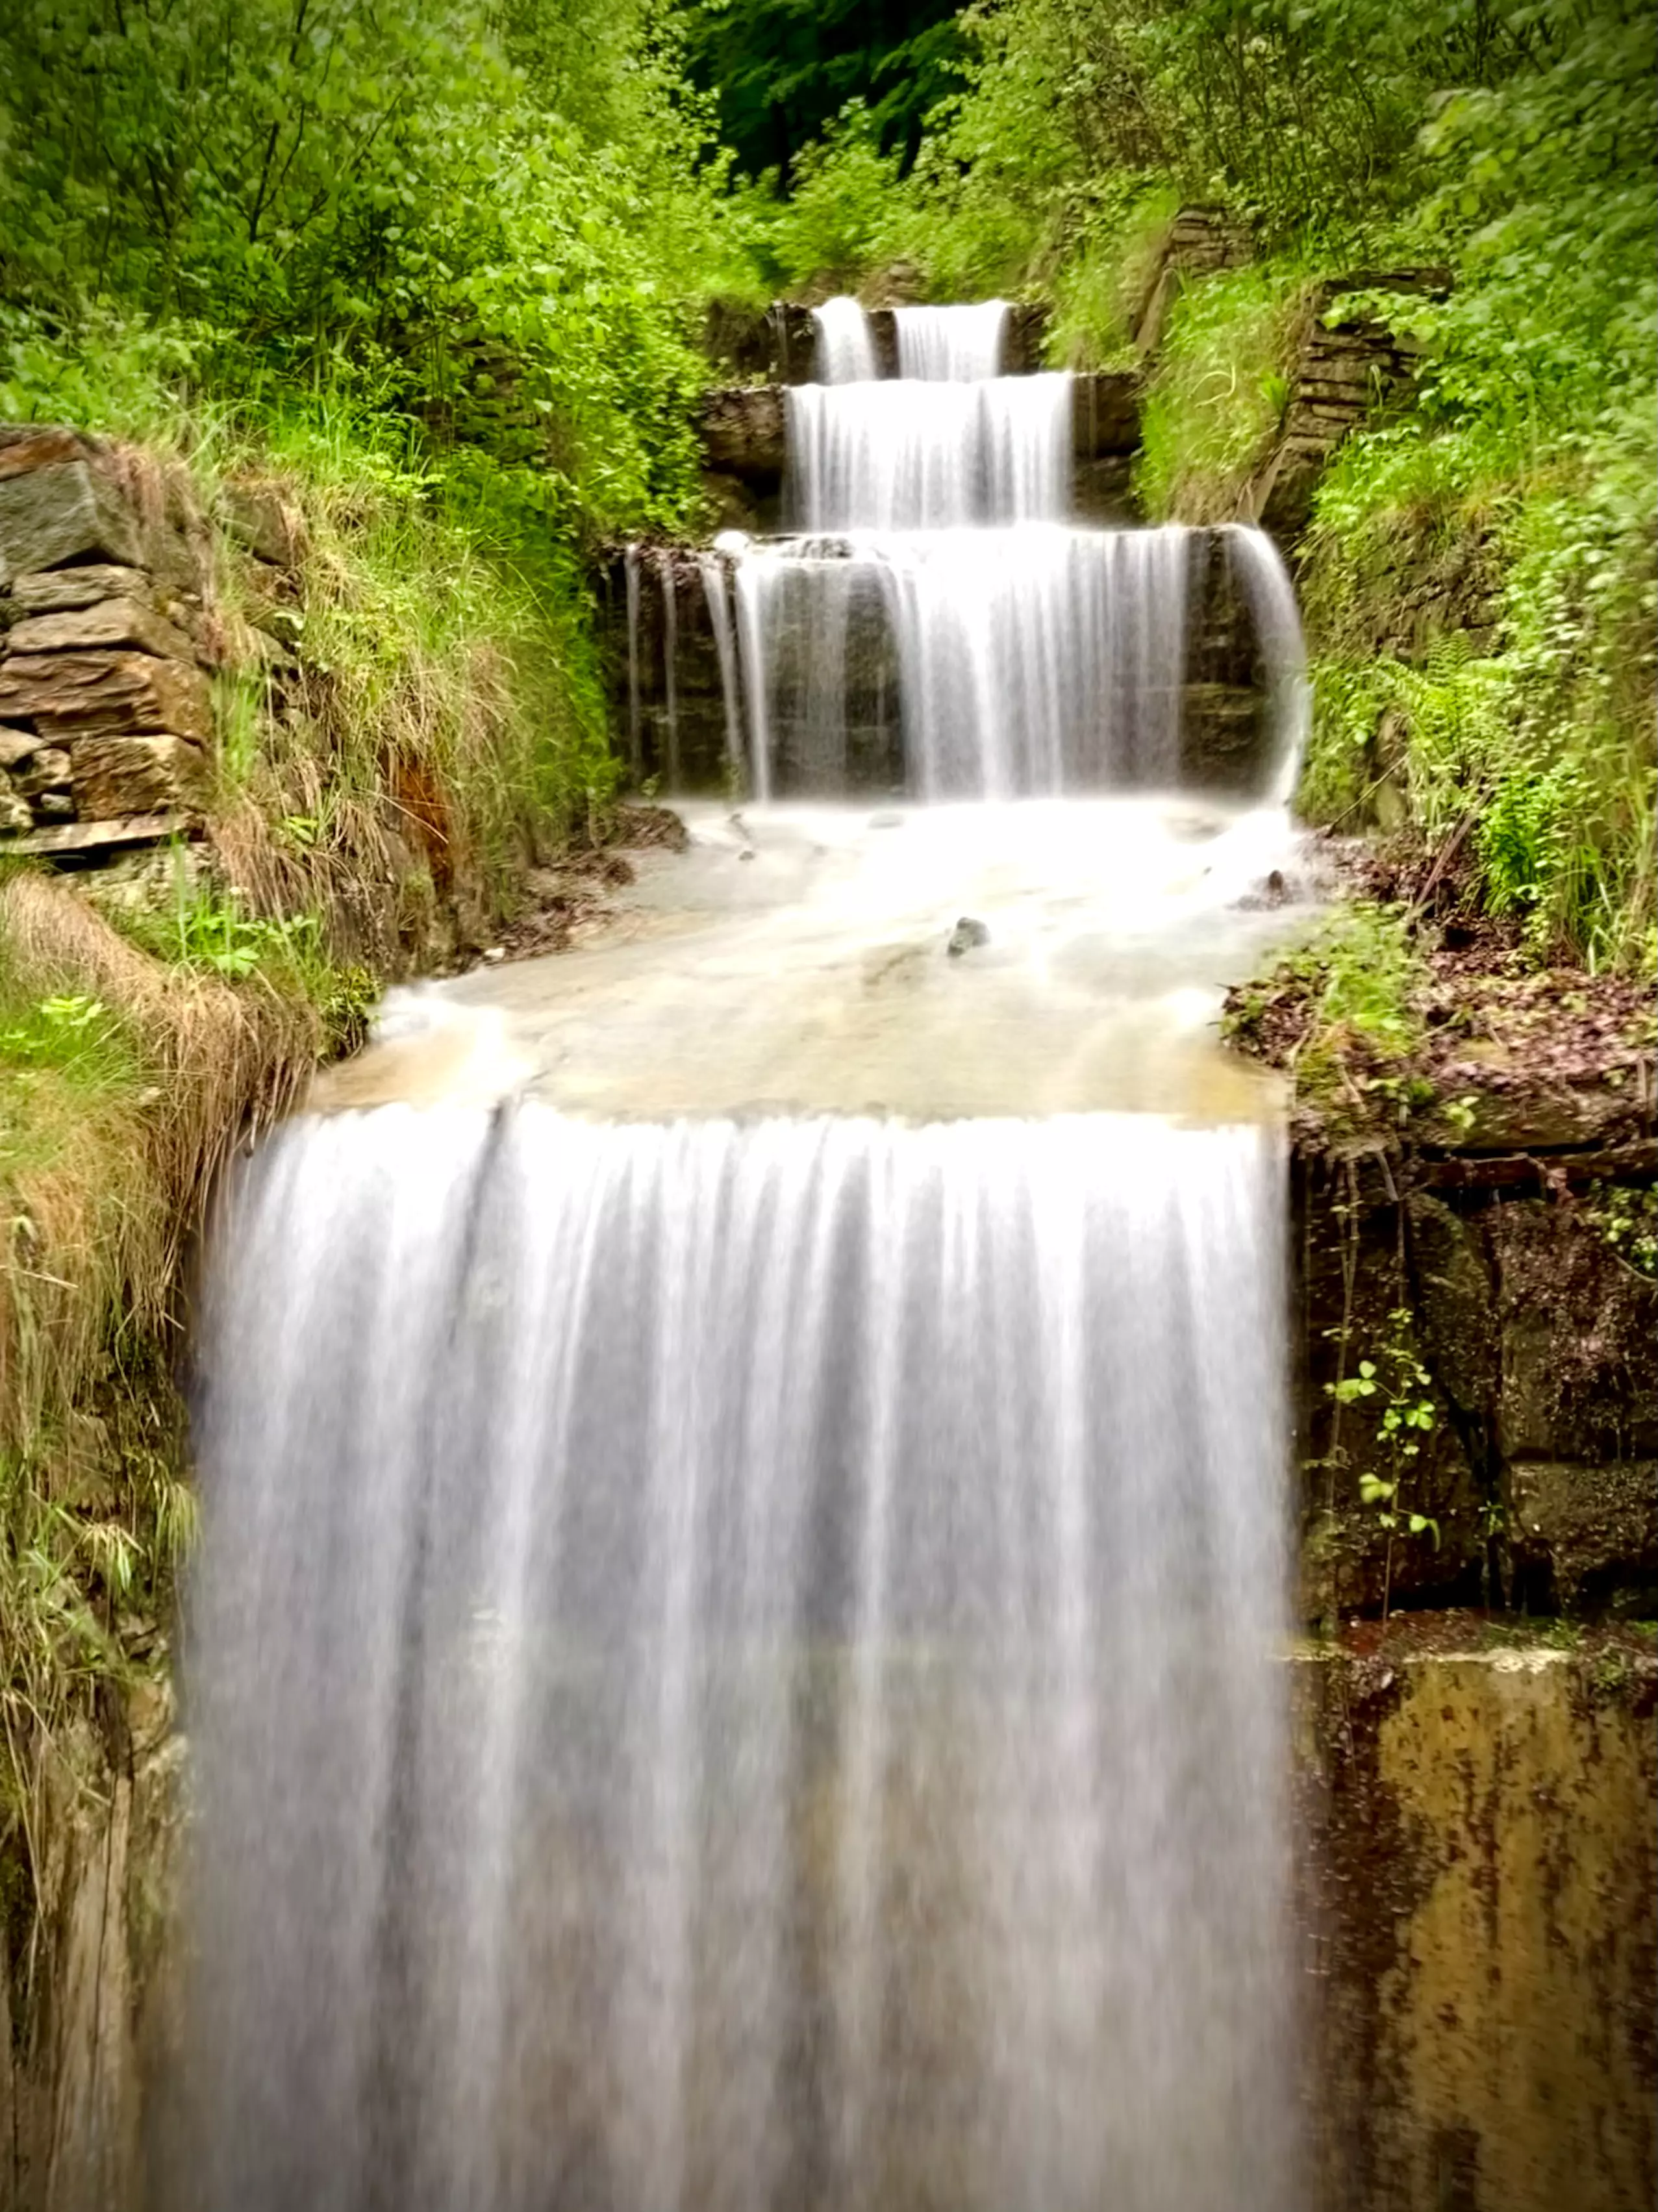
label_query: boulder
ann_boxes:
[12,564,153,614]
[220,481,307,568]
[0,459,143,577]
[71,733,207,819]
[0,652,212,744]
[6,596,194,662]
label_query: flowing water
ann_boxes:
[175,300,1307,2211]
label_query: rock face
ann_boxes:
[1296,1142,1658,1622]
[0,427,222,849]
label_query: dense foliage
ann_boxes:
[0,0,743,533]
[683,0,963,182]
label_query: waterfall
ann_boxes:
[894,299,1009,380]
[698,552,745,773]
[812,295,878,384]
[744,299,1306,799]
[175,285,1311,2212]
[178,1102,1298,2212]
[788,375,1072,529]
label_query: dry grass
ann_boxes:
[0,875,316,1444]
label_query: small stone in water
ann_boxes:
[947,915,990,957]
[482,946,506,963]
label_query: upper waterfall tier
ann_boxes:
[791,298,1073,529]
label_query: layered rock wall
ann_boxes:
[0,432,221,852]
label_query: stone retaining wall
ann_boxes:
[0,431,221,853]
[1244,272,1450,542]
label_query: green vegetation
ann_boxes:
[0,0,748,1978]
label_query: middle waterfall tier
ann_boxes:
[610,525,1306,804]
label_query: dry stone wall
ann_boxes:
[1244,272,1449,543]
[0,430,218,855]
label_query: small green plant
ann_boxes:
[1326,1307,1442,1548]
[1581,1183,1658,1279]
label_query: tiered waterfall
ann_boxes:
[175,299,1304,2212]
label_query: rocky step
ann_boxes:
[704,299,1051,385]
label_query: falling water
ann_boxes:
[697,552,745,773]
[812,295,879,384]
[788,377,1072,530]
[894,299,1008,380]
[744,300,1306,798]
[662,559,681,787]
[625,540,643,779]
[178,1103,1296,2212]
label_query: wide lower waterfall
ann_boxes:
[178,1103,1298,2212]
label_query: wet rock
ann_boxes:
[1506,1461,1658,1613]
[71,733,207,819]
[7,595,194,661]
[947,916,990,957]
[0,651,212,744]
[0,456,144,576]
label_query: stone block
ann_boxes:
[1493,1200,1658,1461]
[0,783,32,832]
[0,427,84,479]
[0,724,43,768]
[71,733,207,819]
[12,746,71,796]
[0,651,212,744]
[0,459,143,577]
[698,386,786,481]
[6,597,194,661]
[1405,1192,1498,1418]
[13,564,153,613]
